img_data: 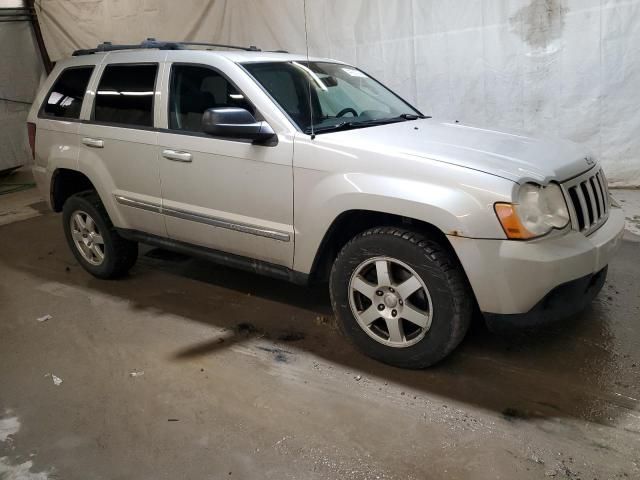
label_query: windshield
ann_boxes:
[242,61,422,134]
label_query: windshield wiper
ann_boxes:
[305,113,431,135]
[306,116,408,135]
[399,113,431,120]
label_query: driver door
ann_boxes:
[157,62,294,267]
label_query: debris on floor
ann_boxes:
[36,314,52,323]
[314,315,336,329]
[272,436,289,448]
[129,370,145,377]
[44,374,63,386]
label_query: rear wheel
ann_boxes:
[330,227,473,368]
[62,191,137,279]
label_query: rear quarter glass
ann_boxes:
[39,66,94,120]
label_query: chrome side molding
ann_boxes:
[114,195,290,242]
[114,195,162,213]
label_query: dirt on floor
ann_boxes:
[0,195,639,479]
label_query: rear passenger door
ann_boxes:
[78,54,165,237]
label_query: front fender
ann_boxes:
[293,167,513,273]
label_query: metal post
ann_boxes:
[25,0,53,74]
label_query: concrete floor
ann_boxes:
[1,173,640,479]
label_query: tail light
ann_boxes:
[27,122,36,160]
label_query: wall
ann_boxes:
[0,20,43,171]
[36,0,640,186]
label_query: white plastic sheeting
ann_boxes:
[36,0,640,186]
[0,20,43,171]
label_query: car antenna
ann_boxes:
[303,0,315,140]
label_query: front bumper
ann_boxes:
[448,207,625,318]
[483,267,607,330]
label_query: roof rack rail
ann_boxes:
[72,38,262,56]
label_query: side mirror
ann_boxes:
[201,107,275,142]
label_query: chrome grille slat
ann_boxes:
[591,176,605,217]
[584,181,598,226]
[565,189,579,230]
[561,167,609,236]
[596,172,609,215]
[575,186,590,231]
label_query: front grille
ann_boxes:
[562,168,609,235]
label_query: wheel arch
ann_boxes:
[50,168,124,229]
[307,209,462,284]
[50,168,97,212]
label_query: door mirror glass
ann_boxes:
[201,107,275,142]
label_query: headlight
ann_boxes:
[495,183,570,239]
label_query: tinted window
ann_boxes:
[94,64,157,127]
[42,66,93,119]
[243,63,308,129]
[244,62,419,134]
[169,65,254,132]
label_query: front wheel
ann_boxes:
[62,191,138,279]
[330,227,473,368]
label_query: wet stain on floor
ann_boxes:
[256,346,292,363]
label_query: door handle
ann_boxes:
[82,137,104,148]
[162,149,192,162]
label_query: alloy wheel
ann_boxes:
[348,256,433,348]
[70,210,105,266]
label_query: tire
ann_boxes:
[329,227,473,368]
[62,190,138,279]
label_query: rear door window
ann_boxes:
[41,66,94,119]
[169,64,254,133]
[94,64,158,127]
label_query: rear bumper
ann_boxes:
[448,207,625,316]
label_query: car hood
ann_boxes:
[324,119,595,184]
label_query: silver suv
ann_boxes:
[27,40,625,368]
